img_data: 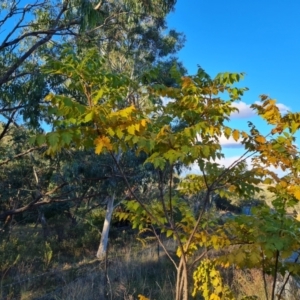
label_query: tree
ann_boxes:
[0,0,184,269]
[0,0,181,212]
[0,0,179,134]
[4,2,300,299]
[39,57,300,300]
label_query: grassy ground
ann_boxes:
[0,220,178,300]
[1,210,300,299]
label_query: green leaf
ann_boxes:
[29,136,36,145]
[115,128,124,139]
[290,121,299,134]
[107,127,115,137]
[153,156,166,169]
[47,132,60,147]
[84,111,94,123]
[132,202,140,211]
[166,230,173,238]
[201,145,210,158]
[92,88,105,104]
[263,178,273,184]
[163,149,180,164]
[61,131,73,145]
[36,134,46,146]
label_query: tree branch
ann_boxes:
[0,104,27,113]
[0,146,45,166]
[0,182,103,220]
[1,2,27,48]
[0,0,76,86]
[0,101,21,141]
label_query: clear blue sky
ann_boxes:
[167,0,300,171]
[167,0,300,112]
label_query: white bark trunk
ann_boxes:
[96,194,115,260]
[40,211,50,239]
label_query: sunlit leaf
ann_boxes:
[94,136,113,154]
[232,129,240,142]
[255,135,266,143]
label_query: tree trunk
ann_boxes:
[0,215,12,241]
[175,256,189,300]
[40,210,50,239]
[96,194,115,260]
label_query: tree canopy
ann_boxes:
[1,1,300,300]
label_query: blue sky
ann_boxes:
[167,0,300,171]
[1,0,298,172]
[167,0,300,109]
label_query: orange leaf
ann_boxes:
[141,119,147,127]
[241,131,248,138]
[255,135,266,144]
[182,76,193,88]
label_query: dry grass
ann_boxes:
[34,241,177,300]
[1,225,177,300]
[2,219,300,299]
[228,268,300,300]
[230,268,272,299]
[106,240,177,300]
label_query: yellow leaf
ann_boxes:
[141,119,147,127]
[232,129,240,142]
[94,136,113,154]
[119,105,135,118]
[211,235,220,249]
[116,128,124,139]
[293,188,300,201]
[224,127,231,138]
[45,93,54,101]
[208,126,214,135]
[138,295,150,300]
[107,127,115,137]
[255,135,266,143]
[291,121,299,134]
[127,124,136,135]
[279,181,287,188]
[201,232,207,243]
[210,294,220,300]
[134,123,140,132]
[182,76,193,88]
[241,131,248,138]
[263,178,273,184]
[249,251,261,264]
[176,247,182,257]
[228,185,236,192]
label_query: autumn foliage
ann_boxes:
[33,49,300,300]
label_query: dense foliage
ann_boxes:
[1,1,300,300]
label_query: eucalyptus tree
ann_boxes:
[94,0,185,110]
[36,0,185,259]
[0,0,179,137]
[0,0,183,177]
[0,0,184,255]
[0,0,180,195]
